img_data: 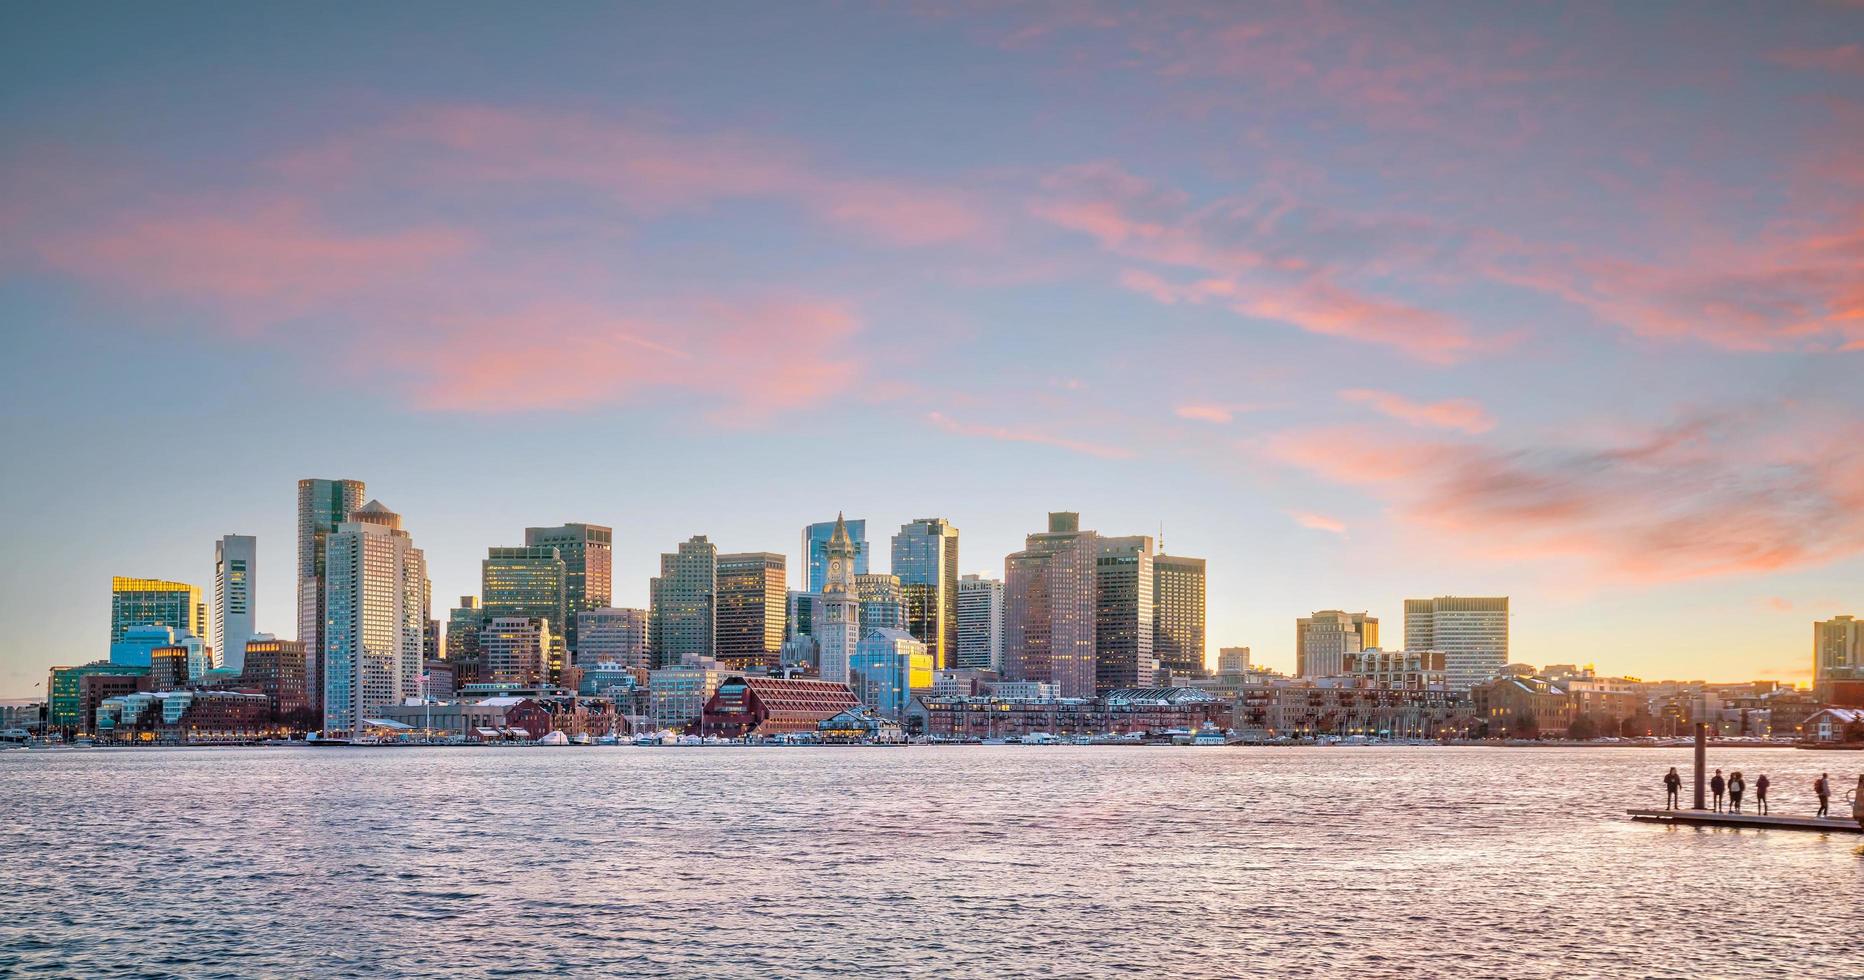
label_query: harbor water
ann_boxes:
[2,745,1859,977]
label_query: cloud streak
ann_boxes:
[1340,388,1494,434]
[926,410,1133,459]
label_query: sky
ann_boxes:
[2,1,1862,696]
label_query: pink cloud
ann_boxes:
[399,298,861,419]
[34,198,475,325]
[1339,388,1495,434]
[1262,412,1864,582]
[925,410,1133,459]
[1288,510,1347,534]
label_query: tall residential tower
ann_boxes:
[214,535,257,674]
[298,477,365,711]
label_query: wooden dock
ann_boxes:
[1628,808,1861,833]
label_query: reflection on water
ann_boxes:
[1,746,1859,978]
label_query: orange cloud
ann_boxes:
[925,410,1133,459]
[1339,388,1495,433]
[1263,411,1864,582]
[1288,510,1347,534]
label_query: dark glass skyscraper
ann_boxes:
[892,518,959,670]
[523,523,612,655]
[296,477,364,713]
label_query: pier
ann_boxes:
[1630,720,1861,833]
[1627,809,1861,833]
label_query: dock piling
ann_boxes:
[1692,722,1706,811]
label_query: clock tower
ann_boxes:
[817,513,861,683]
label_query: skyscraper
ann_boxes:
[802,518,869,593]
[855,573,906,633]
[321,500,426,737]
[1296,610,1372,678]
[297,477,365,712]
[1095,536,1156,692]
[850,628,932,719]
[446,596,483,662]
[715,552,787,670]
[1004,512,1098,699]
[213,535,257,674]
[649,535,716,667]
[816,515,861,684]
[1813,615,1862,701]
[893,517,959,670]
[956,574,1004,671]
[479,616,552,686]
[576,607,648,668]
[1404,596,1509,690]
[523,523,613,654]
[111,577,205,644]
[1153,553,1207,677]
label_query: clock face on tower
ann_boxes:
[830,558,842,577]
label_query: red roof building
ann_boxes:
[700,676,859,738]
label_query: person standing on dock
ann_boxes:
[1852,775,1864,832]
[1754,774,1769,815]
[1728,771,1746,814]
[1663,767,1682,809]
[1814,773,1830,818]
[1710,769,1726,812]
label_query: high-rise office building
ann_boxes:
[787,590,817,640]
[1004,512,1098,699]
[524,523,613,654]
[1404,596,1509,690]
[213,535,257,674]
[1095,536,1156,692]
[1813,615,1863,701]
[479,616,552,686]
[849,628,932,719]
[802,518,869,593]
[1217,646,1251,673]
[242,635,309,715]
[893,517,959,670]
[855,573,906,633]
[111,577,205,645]
[483,545,568,679]
[150,644,190,692]
[1296,611,1376,678]
[322,500,426,737]
[715,552,787,671]
[956,574,1004,671]
[816,516,861,684]
[110,624,179,668]
[1153,554,1207,677]
[446,596,483,661]
[649,535,716,667]
[297,477,365,712]
[577,608,648,668]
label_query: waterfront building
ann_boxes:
[645,667,729,730]
[1004,513,1099,699]
[576,608,648,668]
[1218,647,1251,674]
[298,477,366,713]
[524,523,613,655]
[479,617,552,686]
[1405,596,1510,691]
[817,705,905,743]
[447,596,484,662]
[699,676,861,738]
[375,697,553,741]
[1471,673,1567,737]
[1095,536,1157,693]
[322,501,427,737]
[1234,681,1466,739]
[815,516,861,684]
[1344,649,1448,690]
[241,635,308,715]
[714,552,787,671]
[912,687,1228,739]
[111,577,205,645]
[1296,611,1377,679]
[110,624,179,668]
[79,673,150,735]
[1814,615,1864,702]
[802,518,869,593]
[97,689,271,744]
[855,573,906,633]
[213,535,257,674]
[46,662,149,731]
[956,574,1004,671]
[849,628,933,719]
[1153,554,1206,677]
[649,535,716,667]
[893,517,959,669]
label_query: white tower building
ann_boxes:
[816,514,862,684]
[214,534,257,674]
[322,501,427,737]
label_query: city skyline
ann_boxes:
[5,3,1864,695]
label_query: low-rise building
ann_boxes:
[817,705,905,743]
[914,688,1230,739]
[699,676,860,738]
[1800,707,1864,744]
[1234,681,1467,739]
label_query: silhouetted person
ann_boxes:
[1754,774,1769,815]
[1663,767,1682,810]
[1815,773,1830,818]
[1853,775,1864,832]
[1728,771,1745,814]
[1710,769,1726,812]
